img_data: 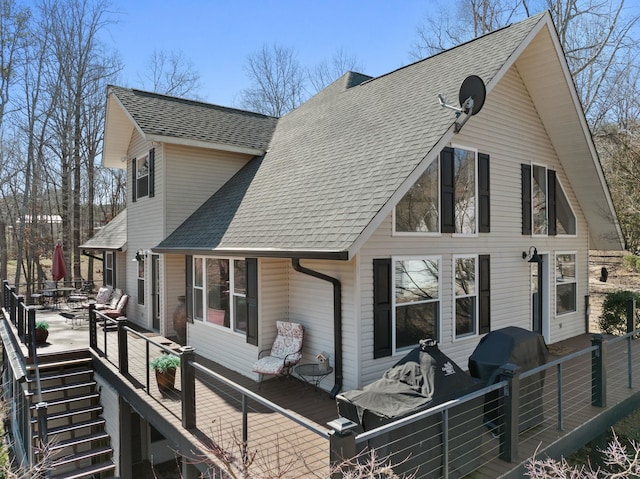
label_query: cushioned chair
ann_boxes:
[102,294,129,319]
[252,321,304,384]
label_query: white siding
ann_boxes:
[357,65,589,386]
[163,253,185,337]
[95,374,120,477]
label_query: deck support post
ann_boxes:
[117,317,129,377]
[327,418,358,479]
[16,295,24,341]
[591,334,606,408]
[499,363,520,463]
[180,346,196,429]
[89,304,97,350]
[627,298,636,334]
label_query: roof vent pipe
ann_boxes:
[291,259,342,398]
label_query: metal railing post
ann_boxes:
[16,295,24,342]
[36,401,49,475]
[180,346,196,429]
[498,363,520,462]
[89,305,97,351]
[591,334,607,408]
[9,286,16,325]
[2,279,8,309]
[117,317,129,376]
[26,308,37,358]
[627,297,636,335]
[327,418,358,479]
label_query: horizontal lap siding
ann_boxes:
[357,66,589,386]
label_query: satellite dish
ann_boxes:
[458,75,485,116]
[437,75,486,133]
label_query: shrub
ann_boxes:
[150,354,180,372]
[622,254,640,272]
[598,290,640,335]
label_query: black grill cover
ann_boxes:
[336,341,484,478]
[468,326,548,432]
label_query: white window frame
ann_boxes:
[453,254,479,340]
[555,177,577,237]
[555,251,577,316]
[105,251,114,287]
[392,255,441,354]
[451,144,479,237]
[136,154,149,199]
[192,256,247,335]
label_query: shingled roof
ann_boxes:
[153,11,622,257]
[80,209,127,251]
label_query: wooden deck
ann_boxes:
[22,308,640,478]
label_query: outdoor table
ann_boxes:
[41,286,76,309]
[295,363,333,392]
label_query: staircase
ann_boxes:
[27,351,115,479]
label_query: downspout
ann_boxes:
[291,258,342,398]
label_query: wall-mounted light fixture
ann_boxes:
[522,246,542,263]
[133,250,144,262]
[120,156,128,163]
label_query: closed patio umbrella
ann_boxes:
[52,240,66,282]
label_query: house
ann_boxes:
[98,10,623,398]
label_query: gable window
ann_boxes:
[137,255,145,305]
[394,257,440,351]
[132,148,155,201]
[522,164,576,236]
[556,253,577,314]
[192,257,247,333]
[395,146,490,235]
[454,256,477,338]
[105,251,114,287]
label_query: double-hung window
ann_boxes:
[395,146,490,235]
[454,255,477,338]
[105,252,114,287]
[132,148,155,201]
[137,255,145,305]
[556,253,577,314]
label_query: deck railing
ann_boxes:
[4,279,640,477]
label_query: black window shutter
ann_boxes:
[479,254,491,334]
[246,258,258,346]
[132,158,137,202]
[547,169,557,236]
[521,164,531,235]
[373,258,392,358]
[102,252,107,285]
[185,255,193,324]
[441,147,455,233]
[148,148,155,198]
[478,152,490,233]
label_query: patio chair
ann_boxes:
[252,321,304,384]
[102,294,129,319]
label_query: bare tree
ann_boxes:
[137,48,202,97]
[240,44,306,116]
[307,47,364,92]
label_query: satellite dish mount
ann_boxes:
[438,75,486,133]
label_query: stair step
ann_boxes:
[33,418,105,440]
[30,392,99,409]
[50,460,115,479]
[28,368,93,384]
[48,431,110,452]
[30,405,103,424]
[50,446,113,468]
[38,380,96,396]
[26,357,92,371]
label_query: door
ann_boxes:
[531,253,550,342]
[152,255,160,331]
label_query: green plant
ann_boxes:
[150,355,180,373]
[622,254,640,272]
[598,290,640,335]
[35,320,49,330]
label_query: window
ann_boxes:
[454,256,477,338]
[395,146,490,235]
[192,257,247,333]
[393,257,440,351]
[105,252,114,287]
[132,148,155,201]
[137,255,145,305]
[522,164,576,236]
[556,253,577,314]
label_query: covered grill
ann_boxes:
[336,340,484,479]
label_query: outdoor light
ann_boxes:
[522,246,542,263]
[133,250,144,262]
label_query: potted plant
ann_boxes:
[34,320,49,344]
[150,354,180,392]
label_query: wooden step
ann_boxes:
[38,380,96,396]
[48,431,110,452]
[50,460,115,479]
[26,357,92,371]
[30,392,99,410]
[50,445,112,468]
[28,367,93,384]
[33,417,105,440]
[30,404,103,424]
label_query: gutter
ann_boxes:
[81,250,104,262]
[291,259,342,399]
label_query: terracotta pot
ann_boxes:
[35,328,49,344]
[155,368,176,392]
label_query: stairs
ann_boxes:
[27,351,115,479]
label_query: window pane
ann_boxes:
[234,296,247,333]
[395,260,439,303]
[556,254,576,314]
[456,297,476,336]
[556,180,576,235]
[557,283,576,314]
[532,165,547,235]
[207,259,230,327]
[194,289,203,321]
[234,260,247,295]
[194,258,203,287]
[455,257,476,296]
[556,254,576,282]
[454,149,476,234]
[396,302,438,349]
[395,160,439,232]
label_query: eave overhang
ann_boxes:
[151,246,350,261]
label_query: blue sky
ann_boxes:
[105,0,433,107]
